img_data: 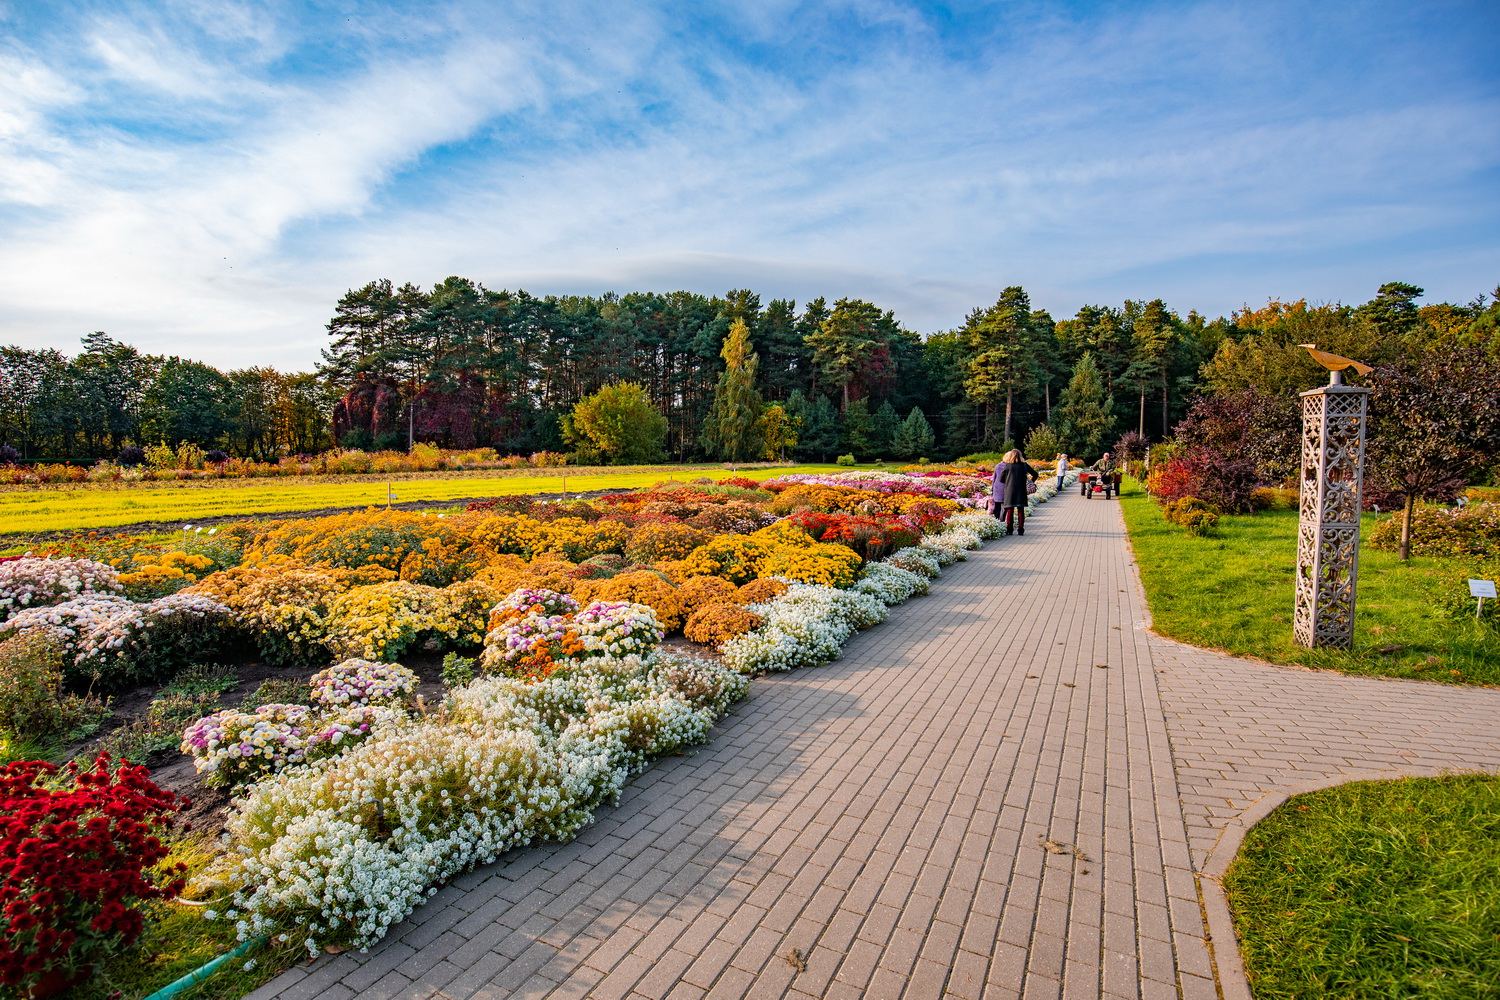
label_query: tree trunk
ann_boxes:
[1138,393,1145,436]
[1004,388,1013,447]
[1044,383,1050,420]
[1399,493,1415,561]
[1161,382,1170,438]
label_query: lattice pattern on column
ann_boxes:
[1293,384,1370,648]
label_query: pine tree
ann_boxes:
[893,407,936,459]
[786,390,841,460]
[701,319,764,462]
[841,397,872,456]
[870,400,900,457]
[1054,352,1116,457]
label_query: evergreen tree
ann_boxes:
[893,407,936,459]
[787,390,840,460]
[960,287,1043,446]
[1120,298,1179,438]
[701,319,764,462]
[841,397,872,456]
[870,400,900,457]
[1054,352,1116,457]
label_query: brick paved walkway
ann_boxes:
[250,492,1500,1000]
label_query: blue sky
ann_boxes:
[1,0,1496,369]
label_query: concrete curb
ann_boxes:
[1194,765,1500,1000]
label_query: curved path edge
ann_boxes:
[1194,764,1500,1000]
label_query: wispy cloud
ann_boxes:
[0,0,1496,367]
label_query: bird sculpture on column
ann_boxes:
[1299,344,1372,385]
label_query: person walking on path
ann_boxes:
[1054,453,1069,491]
[1092,451,1118,499]
[994,448,1038,535]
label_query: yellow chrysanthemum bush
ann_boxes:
[116,550,217,599]
[678,535,772,586]
[466,515,627,563]
[242,510,441,575]
[323,579,497,662]
[758,543,862,589]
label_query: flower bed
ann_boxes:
[0,466,1041,964]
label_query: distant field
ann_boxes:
[0,463,852,535]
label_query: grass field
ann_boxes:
[1224,775,1500,999]
[0,463,856,535]
[1119,480,1500,686]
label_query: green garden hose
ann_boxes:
[139,936,265,1000]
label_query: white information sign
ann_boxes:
[1470,579,1498,599]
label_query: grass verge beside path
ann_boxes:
[0,463,855,535]
[1119,480,1500,686]
[1224,775,1500,1000]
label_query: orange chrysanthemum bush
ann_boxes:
[472,555,581,595]
[624,523,708,564]
[573,571,686,632]
[734,578,789,605]
[673,575,738,615]
[683,603,765,649]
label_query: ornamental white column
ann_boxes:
[1293,380,1370,648]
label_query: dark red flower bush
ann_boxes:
[0,756,186,989]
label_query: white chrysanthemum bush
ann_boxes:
[215,648,747,953]
[0,591,231,689]
[0,556,122,620]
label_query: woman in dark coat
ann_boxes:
[991,448,1039,535]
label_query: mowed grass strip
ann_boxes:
[1118,480,1500,686]
[0,463,853,534]
[1224,775,1500,1000]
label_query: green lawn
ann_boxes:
[1224,775,1500,999]
[1119,480,1500,686]
[0,463,855,535]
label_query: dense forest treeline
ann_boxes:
[1,278,1496,464]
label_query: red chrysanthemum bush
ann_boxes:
[786,511,923,562]
[0,756,186,991]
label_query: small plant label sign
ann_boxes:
[1470,578,1496,619]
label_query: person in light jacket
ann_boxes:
[992,448,1039,535]
[1054,453,1068,491]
